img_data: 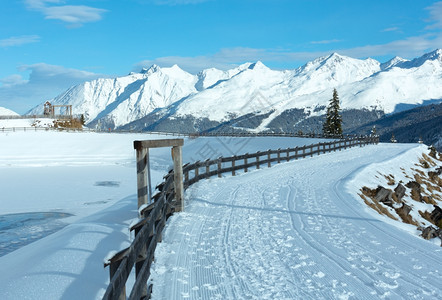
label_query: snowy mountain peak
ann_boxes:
[422,48,442,60]
[26,49,442,131]
[140,64,161,75]
[247,61,268,70]
[0,106,19,116]
[300,52,376,74]
[381,56,408,70]
[399,49,442,69]
[327,52,345,61]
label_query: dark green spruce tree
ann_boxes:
[322,88,343,136]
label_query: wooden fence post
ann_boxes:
[256,152,260,169]
[217,158,222,178]
[195,163,199,178]
[232,159,236,176]
[109,260,126,300]
[267,150,271,168]
[245,156,248,172]
[205,159,210,177]
[135,146,149,209]
[172,145,184,212]
[277,148,281,163]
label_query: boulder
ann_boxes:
[375,186,394,207]
[430,205,442,226]
[396,203,412,216]
[421,226,438,240]
[406,181,423,202]
[405,181,421,192]
[428,167,442,181]
[394,183,406,201]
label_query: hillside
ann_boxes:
[27,50,442,134]
[351,102,442,150]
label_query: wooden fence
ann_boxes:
[0,124,358,140]
[0,114,75,120]
[102,135,379,300]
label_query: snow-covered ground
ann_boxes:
[0,117,55,128]
[151,143,442,299]
[0,131,331,299]
[0,131,441,299]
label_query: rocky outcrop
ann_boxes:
[394,183,406,201]
[396,203,412,216]
[421,226,439,240]
[431,205,442,227]
[375,186,394,207]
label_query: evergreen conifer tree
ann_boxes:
[322,88,343,136]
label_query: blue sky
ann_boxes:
[1,0,442,113]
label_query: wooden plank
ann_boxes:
[134,139,184,150]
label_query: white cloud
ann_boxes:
[0,35,40,47]
[43,5,107,23]
[25,0,64,10]
[382,27,400,32]
[0,63,107,113]
[337,34,442,59]
[25,0,107,25]
[0,75,28,88]
[135,47,328,73]
[425,1,442,29]
[310,39,343,45]
[135,30,442,74]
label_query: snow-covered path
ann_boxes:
[151,144,442,299]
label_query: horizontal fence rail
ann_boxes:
[102,135,378,299]
[182,136,379,188]
[0,114,77,120]
[1,125,362,140]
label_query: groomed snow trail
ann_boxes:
[151,144,442,300]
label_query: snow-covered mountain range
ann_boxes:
[0,107,19,116]
[28,49,442,133]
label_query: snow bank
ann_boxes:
[347,144,442,245]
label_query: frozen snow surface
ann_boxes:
[26,50,442,128]
[0,131,441,299]
[151,144,442,300]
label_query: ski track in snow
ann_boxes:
[151,144,442,300]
